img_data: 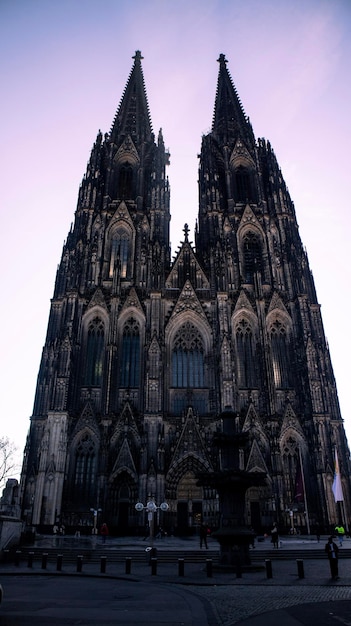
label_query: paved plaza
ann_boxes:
[1,534,351,625]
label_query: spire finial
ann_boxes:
[217,53,228,66]
[133,50,144,63]
[183,223,189,242]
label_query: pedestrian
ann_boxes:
[100,522,109,544]
[200,523,208,549]
[325,535,339,580]
[334,524,345,547]
[271,524,279,548]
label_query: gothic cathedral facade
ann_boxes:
[20,52,351,535]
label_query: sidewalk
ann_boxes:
[2,534,351,625]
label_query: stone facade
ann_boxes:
[19,52,351,535]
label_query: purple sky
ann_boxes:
[1,0,351,481]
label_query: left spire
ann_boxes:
[110,50,153,145]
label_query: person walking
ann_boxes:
[271,524,279,548]
[325,535,339,580]
[200,523,208,549]
[335,524,345,547]
[100,522,109,544]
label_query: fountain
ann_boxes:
[199,410,266,569]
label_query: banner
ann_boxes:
[294,456,304,503]
[332,449,344,503]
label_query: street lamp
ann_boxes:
[135,499,169,547]
[90,507,102,535]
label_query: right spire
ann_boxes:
[212,53,254,148]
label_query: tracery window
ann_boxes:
[118,163,133,199]
[109,229,130,278]
[120,317,140,387]
[270,320,291,388]
[84,317,104,386]
[235,166,253,202]
[236,319,256,387]
[73,433,97,500]
[172,322,205,388]
[243,232,262,283]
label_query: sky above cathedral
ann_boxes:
[1,0,351,481]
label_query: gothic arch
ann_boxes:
[232,310,259,389]
[80,307,109,388]
[166,454,210,499]
[67,427,100,508]
[279,429,308,519]
[165,312,212,414]
[266,311,292,389]
[105,469,139,532]
[166,310,212,354]
[108,223,133,279]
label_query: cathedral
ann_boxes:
[20,51,351,535]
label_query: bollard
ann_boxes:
[27,552,34,568]
[148,547,157,565]
[56,554,63,571]
[41,553,48,569]
[206,558,213,578]
[125,557,132,574]
[100,556,107,573]
[3,550,10,563]
[76,555,83,572]
[151,557,157,576]
[15,550,21,566]
[296,559,304,579]
[265,559,273,579]
[178,558,185,577]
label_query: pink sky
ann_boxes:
[1,0,350,481]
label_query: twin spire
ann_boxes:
[110,51,254,148]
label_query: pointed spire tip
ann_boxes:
[133,50,143,62]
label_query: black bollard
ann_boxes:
[41,553,48,569]
[77,555,83,572]
[206,558,213,578]
[3,550,10,563]
[56,554,63,571]
[125,557,132,574]
[265,559,273,579]
[178,558,185,577]
[100,556,107,573]
[15,550,21,566]
[296,559,304,579]
[151,557,157,575]
[27,552,34,568]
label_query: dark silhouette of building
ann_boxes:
[20,52,350,535]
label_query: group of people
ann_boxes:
[269,521,346,581]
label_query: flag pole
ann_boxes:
[298,447,310,535]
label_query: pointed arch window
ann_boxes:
[84,317,104,386]
[236,319,256,388]
[172,322,205,388]
[235,165,254,202]
[243,232,263,283]
[109,229,130,278]
[120,317,140,387]
[73,433,97,501]
[270,320,291,388]
[118,163,134,199]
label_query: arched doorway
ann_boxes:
[177,471,203,533]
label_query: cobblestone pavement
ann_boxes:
[190,584,351,625]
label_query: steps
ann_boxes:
[4,544,351,567]
[3,546,220,566]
